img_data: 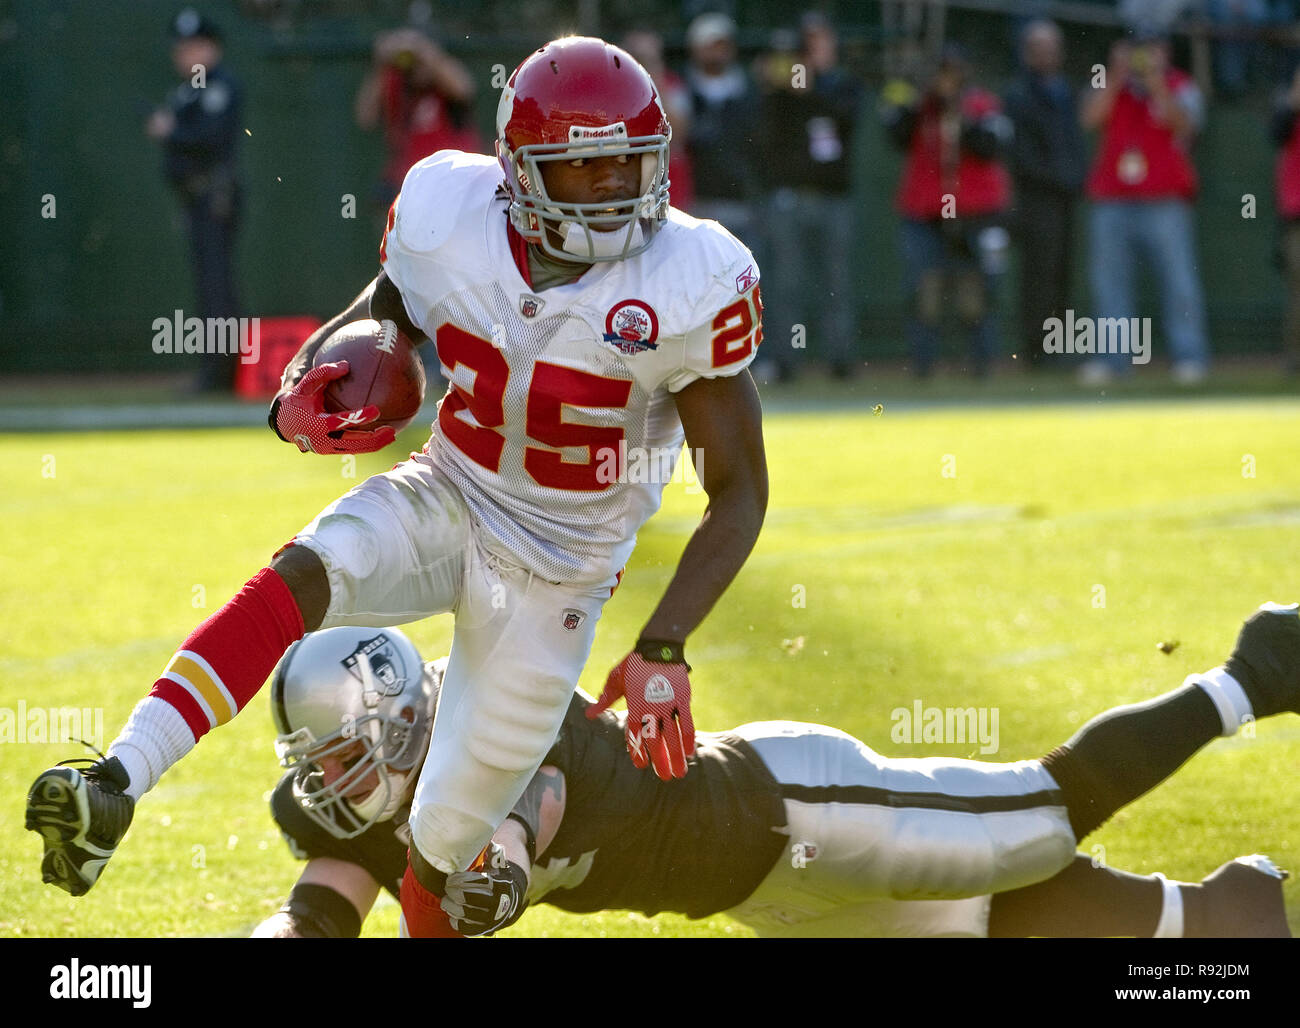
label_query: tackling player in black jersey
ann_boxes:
[248,612,1299,938]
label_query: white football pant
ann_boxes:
[727,721,1077,937]
[293,455,613,873]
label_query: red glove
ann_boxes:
[587,641,695,779]
[270,361,397,454]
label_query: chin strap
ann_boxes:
[560,219,646,260]
[348,767,410,827]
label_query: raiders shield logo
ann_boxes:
[342,634,408,707]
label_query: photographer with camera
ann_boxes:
[354,26,483,206]
[1079,28,1209,384]
[881,43,1012,379]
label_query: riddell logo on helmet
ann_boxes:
[569,122,627,141]
[644,675,674,704]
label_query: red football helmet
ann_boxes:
[496,36,672,262]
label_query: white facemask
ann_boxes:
[561,219,646,260]
[347,768,410,827]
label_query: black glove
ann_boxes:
[441,843,529,936]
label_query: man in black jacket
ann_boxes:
[1003,20,1087,372]
[758,15,863,381]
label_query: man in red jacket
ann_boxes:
[1080,30,1210,384]
[882,44,1012,379]
[1272,65,1300,376]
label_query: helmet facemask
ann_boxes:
[276,709,417,840]
[503,129,671,263]
[269,629,441,841]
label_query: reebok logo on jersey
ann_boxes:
[644,674,674,704]
[735,264,758,292]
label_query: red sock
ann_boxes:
[150,566,305,741]
[400,862,462,938]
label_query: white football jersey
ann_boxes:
[381,150,763,586]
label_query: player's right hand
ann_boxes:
[270,361,397,454]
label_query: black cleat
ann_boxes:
[25,756,134,896]
[1224,602,1300,718]
[1190,855,1291,938]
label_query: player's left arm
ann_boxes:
[588,366,768,778]
[643,370,768,641]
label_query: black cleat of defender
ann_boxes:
[25,756,135,896]
[1224,602,1300,719]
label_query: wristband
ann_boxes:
[635,638,689,668]
[505,812,537,866]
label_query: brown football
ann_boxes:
[312,319,426,434]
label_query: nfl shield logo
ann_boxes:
[562,609,584,631]
[520,294,544,318]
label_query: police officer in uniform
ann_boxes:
[147,9,243,393]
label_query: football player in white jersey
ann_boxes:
[26,37,768,939]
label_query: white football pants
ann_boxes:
[727,721,1077,937]
[293,454,614,873]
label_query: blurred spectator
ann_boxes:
[684,12,763,248]
[146,9,244,394]
[354,27,482,205]
[757,14,863,380]
[1271,65,1300,374]
[1118,0,1199,35]
[622,28,696,211]
[1080,31,1209,383]
[881,44,1012,379]
[1003,19,1086,372]
[1207,0,1269,99]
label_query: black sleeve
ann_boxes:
[279,882,363,938]
[370,269,427,344]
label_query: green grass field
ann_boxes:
[3,395,1299,937]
